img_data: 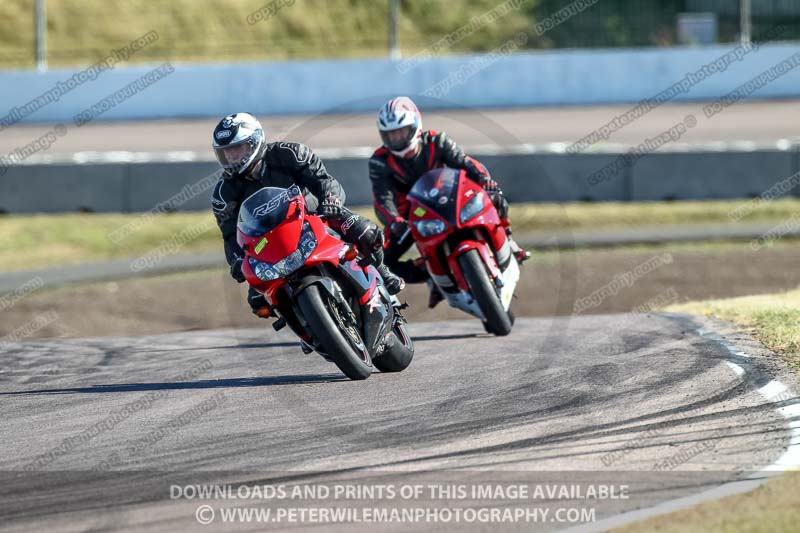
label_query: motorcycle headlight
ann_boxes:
[413,219,447,237]
[248,224,318,281]
[459,192,485,224]
[248,257,281,281]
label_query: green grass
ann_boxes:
[0,212,220,272]
[0,0,539,68]
[513,198,800,231]
[1,198,798,272]
[609,288,800,532]
[666,288,800,372]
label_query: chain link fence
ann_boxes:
[0,0,798,69]
[532,0,800,48]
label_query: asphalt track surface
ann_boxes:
[2,101,799,156]
[1,314,797,532]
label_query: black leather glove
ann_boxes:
[230,257,246,283]
[318,203,342,219]
[360,229,385,267]
[481,177,500,192]
[318,195,344,219]
[343,215,384,267]
[389,217,409,238]
[489,190,509,220]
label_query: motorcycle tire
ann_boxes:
[373,320,414,372]
[459,249,513,337]
[296,284,372,380]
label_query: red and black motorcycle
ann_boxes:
[407,167,520,336]
[237,185,414,380]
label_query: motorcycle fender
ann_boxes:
[288,275,339,302]
[288,275,347,333]
[447,241,501,291]
[292,269,391,357]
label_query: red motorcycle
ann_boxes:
[237,185,414,380]
[407,167,520,336]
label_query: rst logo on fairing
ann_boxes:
[251,185,302,217]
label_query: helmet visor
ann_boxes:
[214,139,257,173]
[380,125,415,152]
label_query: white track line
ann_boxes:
[10,137,800,165]
[561,325,800,533]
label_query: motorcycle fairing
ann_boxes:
[236,185,400,359]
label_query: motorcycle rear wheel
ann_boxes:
[373,320,414,372]
[296,284,372,380]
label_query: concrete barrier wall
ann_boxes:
[1,163,128,213]
[631,151,797,201]
[2,43,800,124]
[2,149,798,214]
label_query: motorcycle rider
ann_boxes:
[369,96,530,308]
[211,112,404,318]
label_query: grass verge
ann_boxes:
[666,288,800,372]
[517,198,800,231]
[0,198,797,273]
[610,289,800,532]
[0,0,536,68]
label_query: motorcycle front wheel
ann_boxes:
[296,284,373,380]
[459,249,513,336]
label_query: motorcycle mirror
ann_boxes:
[291,199,303,218]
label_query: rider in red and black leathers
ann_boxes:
[370,130,511,282]
[369,97,528,307]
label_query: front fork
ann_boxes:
[447,240,502,292]
[285,265,395,358]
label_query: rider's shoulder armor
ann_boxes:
[264,141,312,170]
[211,177,242,218]
[258,142,308,189]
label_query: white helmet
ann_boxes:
[212,112,266,179]
[377,96,423,157]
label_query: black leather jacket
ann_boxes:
[211,141,346,266]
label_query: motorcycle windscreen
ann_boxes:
[407,167,460,225]
[237,185,303,237]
